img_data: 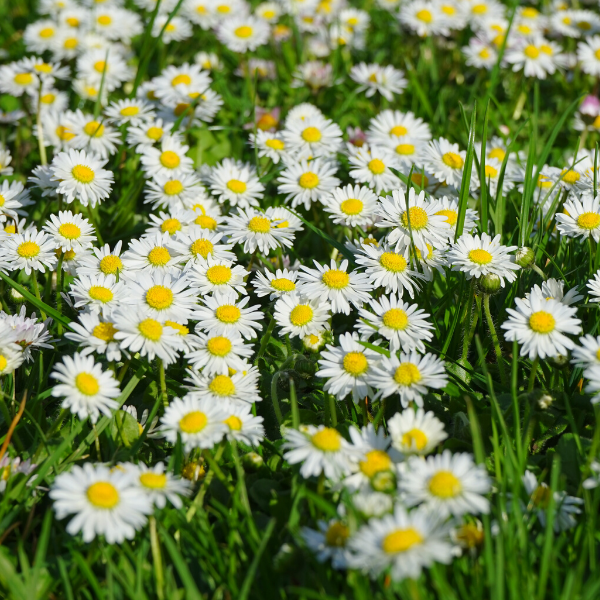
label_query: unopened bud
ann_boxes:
[537,394,554,410]
[10,288,26,303]
[515,246,535,268]
[371,470,396,493]
[477,273,502,295]
[243,451,264,470]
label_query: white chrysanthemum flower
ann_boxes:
[400,450,491,517]
[369,351,448,408]
[185,366,262,405]
[63,111,122,159]
[76,49,134,92]
[348,145,401,194]
[0,343,24,376]
[556,195,600,242]
[284,424,359,480]
[140,136,194,179]
[367,109,432,151]
[217,16,270,52]
[51,353,120,422]
[207,158,265,209]
[126,272,199,322]
[347,505,454,581]
[222,401,265,445]
[1,306,54,361]
[463,37,497,70]
[301,519,352,569]
[355,243,426,298]
[0,180,30,223]
[447,233,520,286]
[222,208,295,254]
[317,332,380,403]
[50,463,152,543]
[274,293,331,338]
[253,268,301,300]
[121,232,182,277]
[350,63,407,101]
[0,228,58,275]
[105,99,156,127]
[0,62,40,97]
[65,313,123,362]
[277,158,341,210]
[160,394,228,452]
[127,462,191,509]
[282,113,343,161]
[422,138,468,187]
[143,207,196,239]
[168,227,234,268]
[524,278,583,307]
[194,292,263,339]
[249,130,288,164]
[504,37,562,79]
[388,408,448,455]
[356,294,434,352]
[399,0,450,37]
[187,331,253,374]
[76,241,128,279]
[572,334,600,370]
[187,256,249,297]
[501,290,582,360]
[434,195,478,238]
[43,210,96,252]
[144,172,205,211]
[113,308,184,364]
[69,273,128,318]
[322,184,378,228]
[127,118,174,149]
[376,188,450,255]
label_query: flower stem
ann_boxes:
[528,357,540,392]
[30,273,47,321]
[149,516,165,600]
[157,357,168,408]
[36,83,47,166]
[483,294,507,387]
[461,280,478,363]
[56,253,64,335]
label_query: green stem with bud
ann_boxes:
[483,294,507,387]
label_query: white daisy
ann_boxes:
[105,99,156,127]
[121,232,182,277]
[350,63,407,101]
[43,211,97,252]
[187,256,249,297]
[140,136,194,179]
[422,138,467,187]
[217,16,270,53]
[76,241,128,279]
[65,312,123,362]
[282,113,343,161]
[222,401,265,445]
[348,145,401,194]
[168,227,234,268]
[193,292,263,339]
[129,462,191,509]
[207,158,265,209]
[69,273,128,318]
[252,268,301,300]
[556,194,600,242]
[274,292,331,338]
[388,408,448,455]
[185,367,262,405]
[186,331,253,374]
[0,228,57,275]
[301,519,351,570]
[322,184,378,228]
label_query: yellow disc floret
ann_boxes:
[311,427,342,451]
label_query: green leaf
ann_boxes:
[455,104,476,241]
[110,410,140,448]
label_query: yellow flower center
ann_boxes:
[257,114,278,130]
[64,37,78,49]
[343,351,368,376]
[429,470,462,497]
[147,246,171,266]
[14,73,33,85]
[100,255,122,275]
[302,127,322,142]
[179,410,208,433]
[382,308,409,330]
[165,320,189,335]
[215,305,241,323]
[217,4,230,12]
[479,48,490,59]
[87,482,119,508]
[0,355,7,372]
[401,206,429,230]
[195,215,217,230]
[39,27,55,38]
[75,372,100,395]
[248,216,271,233]
[379,252,407,272]
[162,181,183,197]
[390,125,408,136]
[290,304,313,326]
[396,144,415,155]
[207,336,232,356]
[532,484,551,508]
[435,209,457,226]
[265,138,285,150]
[402,428,428,450]
[368,158,386,174]
[382,528,423,553]
[325,522,349,547]
[209,374,235,396]
[92,322,118,341]
[17,241,40,258]
[172,74,192,86]
[359,449,392,478]
[139,318,163,341]
[235,25,253,38]
[58,223,81,239]
[97,14,112,25]
[577,212,600,230]
[139,473,167,489]
[190,238,214,258]
[340,199,363,215]
[394,363,422,385]
[207,265,232,285]
[442,152,464,169]
[161,218,181,235]
[411,173,429,188]
[145,285,174,309]
[322,269,349,289]
[416,8,432,22]
[224,415,243,430]
[88,286,114,303]
[299,172,319,189]
[272,277,295,291]
[120,106,139,117]
[311,427,342,452]
[524,45,540,59]
[84,121,104,137]
[468,249,493,265]
[227,179,247,194]
[147,126,164,141]
[71,165,95,183]
[41,93,56,104]
[442,4,455,15]
[562,169,580,184]
[529,311,556,333]
[471,3,487,13]
[93,60,107,73]
[160,151,181,169]
[56,125,75,141]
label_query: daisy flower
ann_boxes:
[282,113,343,161]
[1,307,54,361]
[277,158,341,211]
[301,519,351,570]
[249,130,288,164]
[463,37,498,70]
[129,462,191,509]
[194,292,263,340]
[0,228,57,275]
[64,111,121,159]
[350,63,407,101]
[217,15,270,52]
[65,312,123,362]
[317,332,380,403]
[572,334,600,370]
[144,173,205,211]
[348,145,401,194]
[504,37,562,79]
[283,424,359,480]
[367,110,432,149]
[556,194,600,242]
[0,344,24,376]
[356,295,434,352]
[422,138,467,187]
[207,158,265,209]
[151,63,212,106]
[347,505,454,581]
[168,227,234,268]
[69,273,128,318]
[355,243,426,298]
[121,232,182,276]
[222,401,265,445]
[399,0,449,37]
[322,184,378,228]
[388,408,448,455]
[113,308,184,364]
[51,353,121,422]
[76,49,134,92]
[265,205,304,234]
[588,269,600,302]
[50,463,152,543]
[105,99,156,127]
[144,208,196,239]
[127,118,174,149]
[43,210,96,252]
[187,331,253,374]
[187,256,249,296]
[524,278,583,307]
[140,136,194,179]
[50,149,114,207]
[126,272,199,322]
[447,233,520,286]
[501,290,582,360]
[253,268,301,300]
[0,62,40,97]
[369,351,448,408]
[400,450,490,519]
[376,188,450,255]
[274,293,331,338]
[76,241,128,279]
[434,195,478,238]
[0,180,30,222]
[577,36,600,77]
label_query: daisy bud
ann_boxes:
[515,246,535,268]
[243,451,264,470]
[181,460,206,482]
[477,273,502,295]
[537,393,554,410]
[549,353,570,368]
[371,470,396,493]
[10,288,26,303]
